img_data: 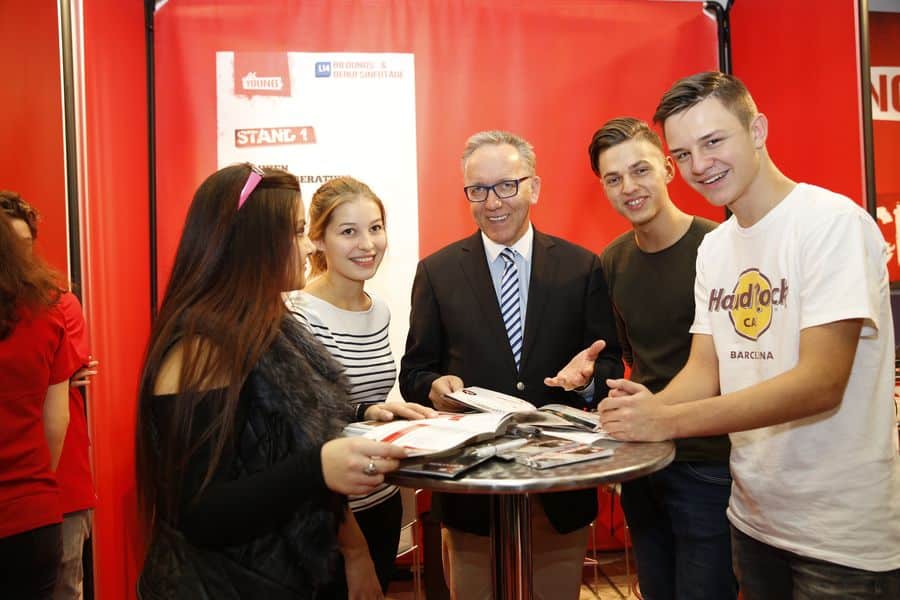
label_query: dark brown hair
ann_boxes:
[0,213,63,339]
[0,190,40,239]
[587,117,664,178]
[307,176,385,277]
[653,71,758,131]
[135,163,302,534]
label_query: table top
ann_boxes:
[386,439,675,495]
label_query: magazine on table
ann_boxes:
[496,437,615,470]
[444,386,608,435]
[343,411,515,458]
[394,446,494,479]
[540,429,610,445]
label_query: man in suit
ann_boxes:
[399,130,622,599]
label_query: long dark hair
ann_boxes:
[135,163,302,535]
[0,213,63,339]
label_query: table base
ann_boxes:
[491,494,533,599]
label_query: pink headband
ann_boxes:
[237,164,265,210]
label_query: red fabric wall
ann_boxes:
[870,11,900,281]
[0,3,152,597]
[1,2,873,598]
[0,3,70,276]
[154,0,720,291]
[730,0,866,206]
[80,1,151,597]
[871,12,900,199]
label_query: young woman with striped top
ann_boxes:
[286,176,436,597]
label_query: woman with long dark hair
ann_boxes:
[136,164,406,599]
[0,213,80,598]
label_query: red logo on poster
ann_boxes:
[235,126,317,147]
[234,52,291,97]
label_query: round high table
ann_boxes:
[387,439,675,600]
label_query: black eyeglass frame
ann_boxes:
[462,176,532,203]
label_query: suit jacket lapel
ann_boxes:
[459,232,518,375]
[521,230,557,369]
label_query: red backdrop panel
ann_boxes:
[730,0,865,206]
[0,2,874,598]
[149,0,716,594]
[80,1,151,598]
[870,11,900,281]
[154,0,719,293]
[0,3,70,276]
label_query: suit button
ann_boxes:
[516,382,525,392]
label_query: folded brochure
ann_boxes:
[343,411,514,457]
[395,447,493,479]
[445,386,607,433]
[497,437,614,469]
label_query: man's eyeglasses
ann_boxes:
[463,176,532,203]
[237,164,265,210]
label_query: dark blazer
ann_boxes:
[399,229,623,535]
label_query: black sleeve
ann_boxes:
[600,247,633,370]
[586,256,625,403]
[353,401,379,421]
[613,304,633,369]
[398,261,443,408]
[177,391,332,548]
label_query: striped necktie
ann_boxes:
[499,248,523,370]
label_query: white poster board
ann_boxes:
[217,51,419,401]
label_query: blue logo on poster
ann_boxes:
[315,62,332,78]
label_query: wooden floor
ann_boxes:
[387,552,640,599]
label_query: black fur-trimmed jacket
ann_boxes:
[138,318,352,600]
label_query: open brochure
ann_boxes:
[343,411,514,457]
[445,386,607,434]
[496,437,614,470]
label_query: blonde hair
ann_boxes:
[307,176,386,277]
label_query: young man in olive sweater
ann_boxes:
[548,117,735,599]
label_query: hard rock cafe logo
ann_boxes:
[708,269,788,341]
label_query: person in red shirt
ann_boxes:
[0,212,81,598]
[1,190,98,600]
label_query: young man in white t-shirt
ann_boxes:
[598,71,900,598]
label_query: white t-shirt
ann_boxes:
[691,183,900,571]
[285,289,399,512]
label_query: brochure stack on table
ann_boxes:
[344,386,617,478]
